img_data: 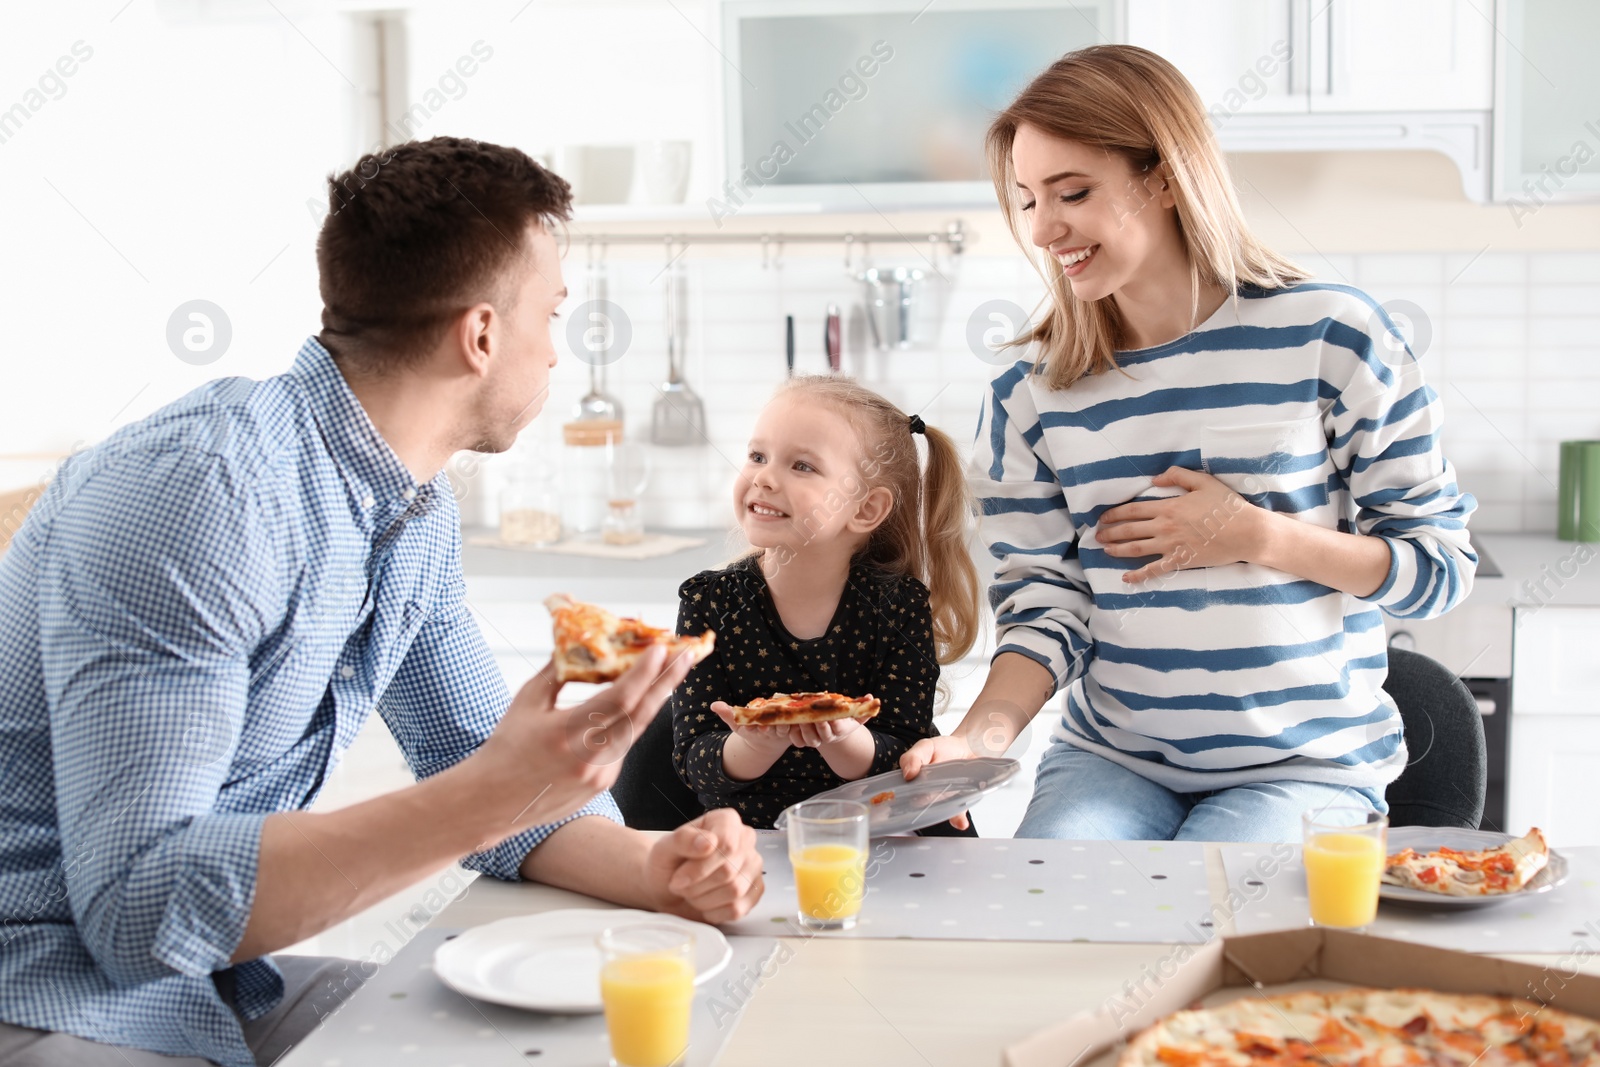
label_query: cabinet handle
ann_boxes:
[1286,0,1296,95]
[1324,0,1334,96]
[1475,696,1498,717]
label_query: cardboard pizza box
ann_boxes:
[1002,927,1600,1067]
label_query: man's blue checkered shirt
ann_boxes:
[0,338,620,1066]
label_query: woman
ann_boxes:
[900,45,1477,842]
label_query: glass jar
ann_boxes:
[601,500,644,545]
[498,458,563,546]
[561,419,623,535]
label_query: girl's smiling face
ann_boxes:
[734,393,888,553]
[1010,123,1179,305]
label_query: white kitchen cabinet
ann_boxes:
[1126,0,1493,116]
[1309,0,1494,112]
[1492,0,1600,203]
[1511,606,1600,714]
[1508,605,1600,846]
[1506,715,1600,847]
[1125,0,1302,117]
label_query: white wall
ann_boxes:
[3,3,1597,538]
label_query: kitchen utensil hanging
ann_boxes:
[858,265,924,351]
[649,244,706,446]
[575,248,624,423]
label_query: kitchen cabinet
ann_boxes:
[1507,606,1600,846]
[1310,0,1493,113]
[1506,716,1600,847]
[1125,0,1495,201]
[1493,0,1600,203]
[1125,0,1492,116]
[1124,0,1302,117]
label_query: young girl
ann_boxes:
[670,376,980,829]
[901,45,1478,842]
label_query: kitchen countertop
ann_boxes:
[462,527,1600,611]
[462,526,744,604]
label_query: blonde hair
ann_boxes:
[986,44,1307,390]
[773,376,980,666]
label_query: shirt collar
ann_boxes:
[291,337,428,521]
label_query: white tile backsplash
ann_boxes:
[461,249,1600,539]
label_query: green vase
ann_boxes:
[1558,440,1600,543]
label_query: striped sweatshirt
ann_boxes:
[974,283,1478,799]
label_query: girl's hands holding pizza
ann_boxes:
[710,701,792,756]
[786,710,871,749]
[1097,466,1271,584]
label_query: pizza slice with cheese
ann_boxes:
[1381,827,1549,896]
[726,692,880,727]
[544,594,715,683]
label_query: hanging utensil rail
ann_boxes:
[574,221,967,259]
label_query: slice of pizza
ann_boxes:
[1381,827,1549,896]
[543,594,715,683]
[726,692,881,727]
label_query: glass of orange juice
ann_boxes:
[1302,806,1388,930]
[786,799,870,931]
[596,922,696,1067]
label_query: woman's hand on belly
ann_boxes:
[1098,466,1269,583]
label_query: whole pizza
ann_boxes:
[726,692,881,727]
[1120,987,1600,1066]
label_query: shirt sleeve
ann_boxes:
[38,449,275,987]
[971,361,1095,695]
[1325,302,1478,619]
[859,577,938,776]
[376,529,622,883]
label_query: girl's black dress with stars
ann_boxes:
[670,553,939,829]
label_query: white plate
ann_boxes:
[775,757,1021,837]
[1378,827,1569,909]
[432,909,732,1013]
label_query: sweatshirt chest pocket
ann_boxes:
[1200,415,1333,515]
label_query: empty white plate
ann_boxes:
[432,909,733,1014]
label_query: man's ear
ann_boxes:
[453,303,497,378]
[846,485,894,535]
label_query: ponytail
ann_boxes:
[918,424,981,664]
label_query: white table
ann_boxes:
[284,845,1600,1067]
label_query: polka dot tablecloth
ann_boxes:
[719,835,1215,943]
[278,928,780,1067]
[1222,844,1600,952]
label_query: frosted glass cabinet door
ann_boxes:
[1309,0,1494,112]
[1494,0,1600,202]
[1126,0,1306,117]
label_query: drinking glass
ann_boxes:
[785,799,870,931]
[596,922,695,1067]
[1302,806,1388,930]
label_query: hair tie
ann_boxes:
[907,414,926,435]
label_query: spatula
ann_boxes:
[650,257,705,446]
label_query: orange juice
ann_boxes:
[600,953,694,1067]
[792,842,867,922]
[1304,831,1384,928]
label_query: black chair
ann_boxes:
[1382,647,1486,829]
[613,710,708,831]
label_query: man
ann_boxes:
[0,137,762,1066]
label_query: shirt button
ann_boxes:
[402,487,417,501]
[340,665,355,679]
[360,494,375,509]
